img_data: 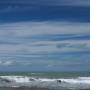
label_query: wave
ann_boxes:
[0,76,90,89]
[60,77,90,84]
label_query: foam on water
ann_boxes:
[60,78,90,84]
[0,76,90,89]
[0,76,33,83]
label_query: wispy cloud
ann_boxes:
[0,21,90,71]
[0,21,90,35]
[0,21,89,55]
[0,0,90,71]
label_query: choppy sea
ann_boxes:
[0,72,90,90]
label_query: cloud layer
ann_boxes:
[0,21,89,71]
[0,0,90,71]
[0,22,90,54]
[0,22,90,53]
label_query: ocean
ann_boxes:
[0,72,90,90]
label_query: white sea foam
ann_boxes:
[0,76,90,83]
[0,76,36,83]
[0,76,90,89]
[60,78,90,84]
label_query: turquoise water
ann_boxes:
[0,72,90,78]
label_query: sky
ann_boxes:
[0,0,90,72]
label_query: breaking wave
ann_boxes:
[0,76,90,89]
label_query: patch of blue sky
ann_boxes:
[0,6,90,22]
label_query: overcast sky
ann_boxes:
[0,0,90,72]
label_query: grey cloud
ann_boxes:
[0,22,89,36]
[0,41,19,45]
[0,22,90,55]
[56,43,88,49]
[31,43,50,47]
[0,60,14,66]
[0,59,89,67]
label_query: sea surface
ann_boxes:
[0,72,90,90]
